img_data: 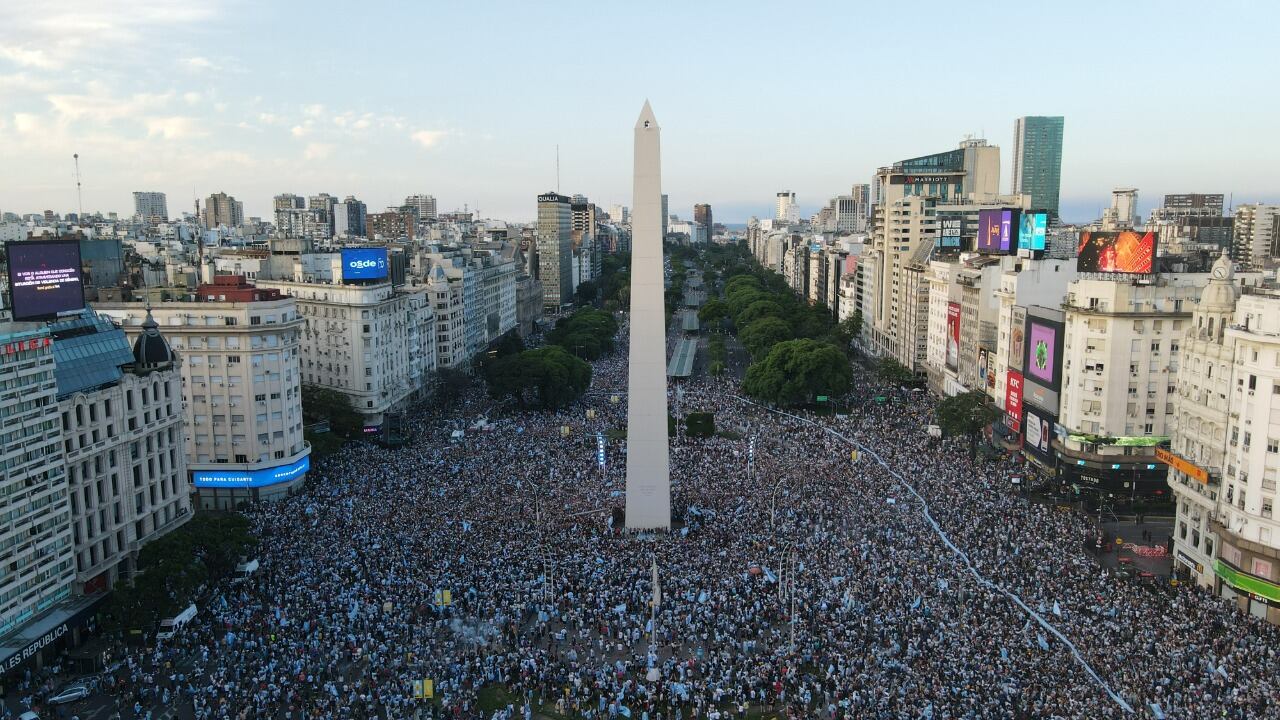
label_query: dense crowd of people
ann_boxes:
[81,320,1280,719]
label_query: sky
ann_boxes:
[2,0,1278,225]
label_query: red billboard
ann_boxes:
[1077,231,1156,273]
[946,302,961,372]
[1005,370,1024,433]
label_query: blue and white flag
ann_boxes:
[1037,634,1049,651]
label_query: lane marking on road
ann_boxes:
[732,395,1136,715]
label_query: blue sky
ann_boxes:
[2,0,1277,224]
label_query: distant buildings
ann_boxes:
[1231,204,1280,271]
[404,194,437,221]
[776,192,798,223]
[694,204,713,238]
[333,196,367,238]
[1011,116,1064,219]
[203,192,243,229]
[132,191,168,223]
[1101,188,1139,230]
[537,192,573,309]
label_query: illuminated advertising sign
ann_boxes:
[978,348,988,384]
[1005,370,1024,433]
[192,455,310,488]
[1023,407,1056,465]
[5,239,87,321]
[976,209,1017,253]
[341,247,389,281]
[889,173,963,185]
[1019,212,1048,252]
[937,218,962,248]
[1155,447,1208,484]
[946,302,961,372]
[1077,231,1156,273]
[1008,307,1026,373]
[1026,321,1058,387]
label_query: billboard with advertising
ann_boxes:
[340,247,389,281]
[987,351,997,390]
[192,455,310,488]
[1022,309,1065,411]
[1008,307,1026,372]
[1005,370,1024,433]
[4,239,87,321]
[977,209,1017,253]
[1019,212,1048,252]
[978,348,988,385]
[946,302,961,371]
[938,218,962,248]
[1077,231,1156,273]
[1023,407,1056,465]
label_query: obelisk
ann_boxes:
[626,100,671,530]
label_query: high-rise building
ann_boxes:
[1231,204,1280,271]
[50,310,190,594]
[404,194,437,220]
[1102,188,1139,229]
[273,193,306,236]
[694,204,713,238]
[0,323,75,641]
[776,192,799,223]
[98,283,313,509]
[536,192,573,309]
[132,191,168,223]
[1011,116,1064,219]
[367,211,414,241]
[333,196,367,238]
[1163,193,1225,214]
[610,204,629,225]
[203,192,243,228]
[1148,194,1233,252]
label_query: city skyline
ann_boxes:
[2,1,1279,223]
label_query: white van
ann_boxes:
[156,603,197,640]
[231,559,260,584]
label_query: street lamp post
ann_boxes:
[770,476,788,530]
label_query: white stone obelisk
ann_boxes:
[626,100,671,530]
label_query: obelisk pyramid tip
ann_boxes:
[635,100,658,131]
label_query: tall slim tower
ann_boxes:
[626,101,671,530]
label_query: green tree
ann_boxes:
[487,346,592,410]
[698,299,729,329]
[876,357,918,387]
[574,280,599,306]
[735,299,784,327]
[849,310,863,338]
[743,339,853,407]
[937,390,1000,461]
[301,384,362,438]
[740,316,793,360]
[433,367,474,406]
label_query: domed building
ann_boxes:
[131,309,177,373]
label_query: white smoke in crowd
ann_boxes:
[449,617,499,646]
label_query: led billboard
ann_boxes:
[1005,370,1024,433]
[1008,307,1026,373]
[1077,231,1156,273]
[1023,407,1056,465]
[4,239,87,321]
[341,247,389,281]
[946,302,961,371]
[1022,310,1065,412]
[192,455,310,488]
[937,218,962,248]
[977,209,1017,253]
[1019,212,1048,252]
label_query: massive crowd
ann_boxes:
[84,321,1280,719]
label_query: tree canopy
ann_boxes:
[743,339,852,407]
[735,299,784,327]
[937,390,1001,460]
[547,308,619,360]
[739,316,794,360]
[301,384,362,438]
[486,346,592,410]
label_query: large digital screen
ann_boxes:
[341,247,389,281]
[1019,212,1047,252]
[946,302,960,371]
[1077,231,1156,273]
[937,218,962,248]
[1026,321,1058,386]
[1023,407,1055,464]
[1009,307,1026,373]
[5,239,87,321]
[192,455,310,488]
[977,209,1017,253]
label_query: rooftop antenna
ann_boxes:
[73,153,83,219]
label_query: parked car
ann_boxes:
[49,685,90,704]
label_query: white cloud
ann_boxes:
[301,104,325,118]
[47,89,172,123]
[181,56,217,70]
[144,116,203,140]
[303,142,334,160]
[183,91,202,105]
[0,45,57,69]
[410,129,447,149]
[290,124,310,138]
[12,113,39,134]
[258,112,283,125]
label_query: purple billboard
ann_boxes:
[1027,321,1057,385]
[976,209,1016,253]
